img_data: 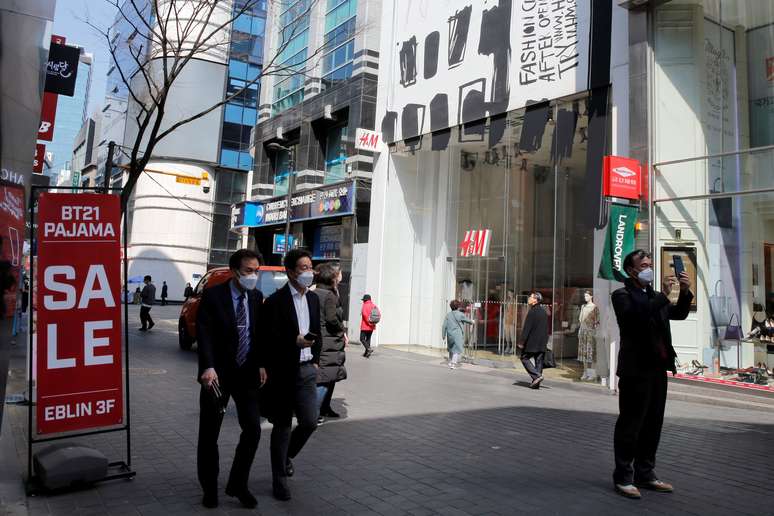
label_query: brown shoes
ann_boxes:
[615,484,642,499]
[636,479,674,493]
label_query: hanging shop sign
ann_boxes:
[35,193,123,434]
[33,144,46,173]
[38,93,58,141]
[355,128,384,152]
[44,42,80,97]
[232,181,356,228]
[603,155,642,200]
[0,183,25,318]
[460,229,492,257]
[598,204,638,281]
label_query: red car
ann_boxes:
[178,265,287,350]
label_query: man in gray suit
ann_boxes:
[139,275,156,331]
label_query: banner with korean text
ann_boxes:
[35,193,123,434]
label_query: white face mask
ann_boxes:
[297,270,314,288]
[238,273,258,291]
[637,267,654,284]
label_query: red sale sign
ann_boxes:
[603,155,642,200]
[36,193,123,434]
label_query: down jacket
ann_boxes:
[315,285,347,384]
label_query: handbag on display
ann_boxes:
[709,280,731,326]
[723,313,743,341]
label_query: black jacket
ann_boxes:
[314,285,347,385]
[520,304,549,353]
[161,284,168,298]
[612,279,693,376]
[262,284,323,415]
[196,281,264,386]
[140,283,156,305]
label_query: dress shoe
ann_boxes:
[530,375,544,388]
[202,492,219,508]
[225,487,257,509]
[321,408,340,418]
[138,327,147,332]
[273,478,291,501]
[285,458,294,477]
[147,322,155,330]
[364,349,374,358]
[614,484,642,499]
[636,479,674,493]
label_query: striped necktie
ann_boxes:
[236,294,249,366]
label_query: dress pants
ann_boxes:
[197,377,261,494]
[139,306,154,329]
[613,371,668,485]
[360,330,373,351]
[270,363,318,478]
[520,351,544,381]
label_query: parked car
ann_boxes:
[178,265,287,350]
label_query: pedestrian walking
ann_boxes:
[313,263,347,424]
[442,300,473,369]
[138,276,156,331]
[262,248,322,502]
[184,282,194,299]
[196,249,266,509]
[360,294,380,358]
[611,249,692,499]
[161,281,168,305]
[517,292,549,389]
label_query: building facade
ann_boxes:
[365,0,774,390]
[106,0,267,301]
[241,0,381,318]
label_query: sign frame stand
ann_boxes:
[25,185,135,495]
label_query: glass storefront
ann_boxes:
[388,91,608,372]
[651,0,774,384]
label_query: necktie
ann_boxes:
[236,295,249,366]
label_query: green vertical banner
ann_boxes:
[598,204,638,281]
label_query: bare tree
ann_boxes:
[88,0,333,211]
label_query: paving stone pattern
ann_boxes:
[3,305,774,515]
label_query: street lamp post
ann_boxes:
[266,142,296,256]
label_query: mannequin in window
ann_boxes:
[503,290,517,354]
[578,290,600,380]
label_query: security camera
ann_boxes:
[201,171,210,194]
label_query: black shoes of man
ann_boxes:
[202,487,258,509]
[273,477,292,501]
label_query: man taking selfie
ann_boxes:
[611,249,692,499]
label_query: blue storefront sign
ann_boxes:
[231,180,356,229]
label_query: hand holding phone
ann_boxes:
[672,255,685,277]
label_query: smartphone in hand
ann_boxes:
[672,255,685,277]
[304,332,318,341]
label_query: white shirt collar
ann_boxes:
[288,282,305,297]
[230,280,247,300]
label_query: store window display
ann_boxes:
[578,290,600,380]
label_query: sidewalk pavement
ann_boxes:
[1,304,773,515]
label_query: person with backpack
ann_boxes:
[360,294,380,358]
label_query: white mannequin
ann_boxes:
[578,291,600,380]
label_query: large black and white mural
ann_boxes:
[380,0,591,150]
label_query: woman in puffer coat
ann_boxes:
[314,262,347,424]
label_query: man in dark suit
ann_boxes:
[197,249,267,509]
[517,291,549,389]
[263,248,322,501]
[138,275,156,331]
[611,249,692,499]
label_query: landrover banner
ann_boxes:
[598,204,638,282]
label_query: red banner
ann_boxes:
[0,183,25,317]
[36,193,123,434]
[33,144,46,173]
[38,93,58,142]
[603,155,641,200]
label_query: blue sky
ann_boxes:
[52,0,117,116]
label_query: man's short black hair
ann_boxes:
[283,248,312,270]
[144,275,151,282]
[229,248,263,270]
[623,249,652,272]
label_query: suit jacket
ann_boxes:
[520,304,549,353]
[196,281,264,387]
[612,279,693,377]
[262,284,322,413]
